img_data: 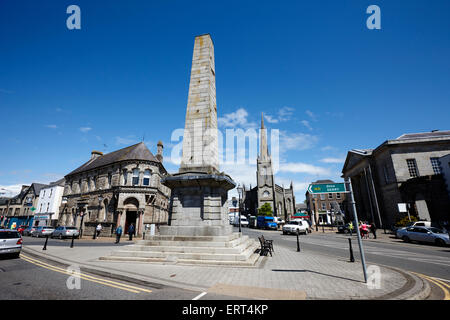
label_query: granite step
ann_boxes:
[134,235,248,248]
[106,239,258,262]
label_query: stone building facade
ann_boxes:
[58,141,170,237]
[0,183,48,228]
[243,114,296,220]
[342,130,450,228]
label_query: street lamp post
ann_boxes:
[237,184,243,233]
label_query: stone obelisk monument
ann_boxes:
[102,34,258,265]
[160,34,234,237]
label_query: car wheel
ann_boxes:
[402,236,410,243]
[282,231,286,235]
[435,239,445,247]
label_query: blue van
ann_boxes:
[257,216,278,230]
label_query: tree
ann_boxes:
[258,203,273,216]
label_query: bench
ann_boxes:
[258,235,274,256]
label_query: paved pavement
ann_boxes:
[20,232,431,300]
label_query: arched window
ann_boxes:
[263,191,270,197]
[132,169,140,186]
[143,169,151,186]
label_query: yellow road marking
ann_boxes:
[412,272,450,300]
[20,253,152,294]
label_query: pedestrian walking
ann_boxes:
[96,223,102,239]
[128,223,135,241]
[115,225,122,244]
[370,222,377,239]
[348,221,354,236]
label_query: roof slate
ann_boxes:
[67,142,160,176]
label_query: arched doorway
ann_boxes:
[123,197,139,234]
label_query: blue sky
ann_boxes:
[1,0,449,201]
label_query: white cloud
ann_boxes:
[115,136,137,145]
[278,162,331,175]
[264,114,279,124]
[79,127,92,133]
[305,110,317,121]
[0,184,26,197]
[319,157,345,164]
[218,108,256,128]
[278,107,294,121]
[279,131,318,151]
[301,120,313,131]
[45,124,58,129]
[264,106,295,124]
[321,145,338,152]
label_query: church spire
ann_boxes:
[259,112,269,161]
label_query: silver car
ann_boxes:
[0,229,22,258]
[396,226,449,246]
[33,226,55,238]
[51,226,79,239]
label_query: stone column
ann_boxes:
[180,34,219,174]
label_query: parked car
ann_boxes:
[282,219,308,235]
[394,221,433,238]
[337,223,356,234]
[24,226,39,237]
[231,215,249,227]
[257,216,278,230]
[0,229,22,258]
[33,226,55,238]
[396,226,449,246]
[51,226,80,239]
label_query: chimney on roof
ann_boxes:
[156,141,163,162]
[91,150,103,160]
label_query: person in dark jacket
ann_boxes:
[370,222,377,239]
[128,223,135,241]
[115,225,123,244]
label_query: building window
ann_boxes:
[143,170,151,186]
[430,157,441,175]
[321,202,326,210]
[132,169,140,186]
[406,159,419,178]
[328,193,333,200]
[336,193,341,200]
[108,173,112,187]
[123,170,128,185]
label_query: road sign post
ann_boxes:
[345,177,368,283]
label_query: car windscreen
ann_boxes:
[0,231,21,239]
[65,227,77,230]
[288,221,299,225]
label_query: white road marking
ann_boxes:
[192,292,207,300]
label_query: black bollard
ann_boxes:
[70,234,75,248]
[43,235,49,251]
[296,232,301,252]
[143,232,145,240]
[348,238,355,262]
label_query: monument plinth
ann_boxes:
[102,34,259,266]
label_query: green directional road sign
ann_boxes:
[30,207,36,212]
[307,183,346,194]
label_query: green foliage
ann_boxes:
[258,203,273,216]
[395,214,418,227]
